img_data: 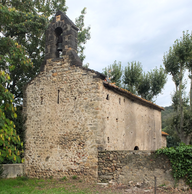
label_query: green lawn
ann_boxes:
[0,177,95,194]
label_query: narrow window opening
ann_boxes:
[106,94,109,100]
[41,97,43,105]
[55,27,63,57]
[119,98,121,105]
[107,117,109,120]
[116,118,118,122]
[134,146,139,150]
[107,137,109,143]
[57,90,60,104]
[124,98,125,102]
[74,97,76,100]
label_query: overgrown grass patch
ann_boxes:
[0,177,90,194]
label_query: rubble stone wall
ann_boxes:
[23,59,104,181]
[98,150,187,188]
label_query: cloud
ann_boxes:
[66,0,192,106]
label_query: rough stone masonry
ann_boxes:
[23,10,165,181]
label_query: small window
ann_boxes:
[106,94,109,100]
[116,118,118,122]
[41,97,43,105]
[119,98,121,105]
[107,137,109,143]
[57,90,60,104]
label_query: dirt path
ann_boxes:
[55,179,192,193]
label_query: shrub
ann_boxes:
[72,175,77,180]
[61,176,67,181]
[156,143,192,188]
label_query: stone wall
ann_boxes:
[100,86,162,150]
[2,164,24,178]
[98,150,187,188]
[161,135,167,148]
[23,59,105,181]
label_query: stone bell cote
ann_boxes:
[45,10,82,66]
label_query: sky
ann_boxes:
[65,0,192,107]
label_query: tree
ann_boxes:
[103,60,123,87]
[0,3,47,163]
[1,1,90,104]
[75,7,91,63]
[0,2,91,148]
[123,62,167,102]
[163,31,192,144]
[123,61,143,94]
[0,70,24,164]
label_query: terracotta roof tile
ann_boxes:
[161,131,169,136]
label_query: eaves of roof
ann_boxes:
[161,131,169,136]
[103,81,164,111]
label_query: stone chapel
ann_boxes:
[23,11,164,180]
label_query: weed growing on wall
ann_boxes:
[156,143,192,188]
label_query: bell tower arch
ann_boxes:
[43,10,82,68]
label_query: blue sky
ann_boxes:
[66,0,192,107]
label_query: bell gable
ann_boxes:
[44,10,81,66]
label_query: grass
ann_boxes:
[0,177,91,194]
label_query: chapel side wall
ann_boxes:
[100,86,162,150]
[23,59,104,181]
[100,88,126,150]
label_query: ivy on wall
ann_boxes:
[156,143,192,188]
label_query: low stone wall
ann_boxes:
[2,164,24,178]
[98,151,187,189]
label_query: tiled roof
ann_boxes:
[161,131,169,136]
[103,81,164,111]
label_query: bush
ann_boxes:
[72,175,77,180]
[156,143,192,188]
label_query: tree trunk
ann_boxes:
[180,133,192,145]
[190,71,192,110]
[179,65,184,135]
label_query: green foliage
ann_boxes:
[123,62,167,101]
[0,3,47,104]
[61,176,67,181]
[0,164,4,178]
[103,60,123,87]
[0,71,24,164]
[72,175,77,179]
[163,31,192,144]
[156,144,192,188]
[123,61,143,94]
[75,8,91,63]
[162,106,174,128]
[103,61,167,101]
[49,175,53,179]
[162,106,181,147]
[17,175,29,181]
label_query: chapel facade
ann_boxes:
[23,11,164,180]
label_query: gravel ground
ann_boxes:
[55,179,192,194]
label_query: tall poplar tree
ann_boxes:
[163,31,192,144]
[123,62,167,102]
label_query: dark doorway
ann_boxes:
[134,146,139,150]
